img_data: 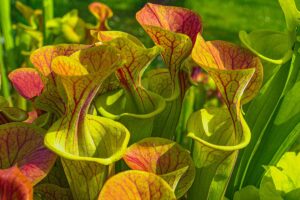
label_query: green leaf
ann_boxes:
[279,0,300,32]
[233,182,283,200]
[0,107,28,124]
[98,170,176,200]
[274,81,300,125]
[233,185,260,200]
[265,152,300,194]
[260,176,284,200]
[239,30,294,64]
[234,152,300,200]
[286,189,300,200]
[123,137,195,198]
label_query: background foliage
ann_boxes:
[10,0,294,44]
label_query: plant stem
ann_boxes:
[43,0,54,45]
[0,0,14,106]
[175,84,206,149]
[0,32,12,106]
[175,86,195,145]
[1,0,28,110]
[1,0,16,69]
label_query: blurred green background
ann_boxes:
[11,0,294,46]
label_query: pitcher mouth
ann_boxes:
[95,89,166,120]
[187,115,251,152]
[44,115,130,165]
[44,138,127,165]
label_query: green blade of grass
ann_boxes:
[0,31,11,104]
[43,0,53,45]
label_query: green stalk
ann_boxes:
[1,0,28,110]
[176,85,206,148]
[0,0,14,106]
[43,0,54,45]
[0,0,15,68]
[175,86,195,145]
[0,31,12,105]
